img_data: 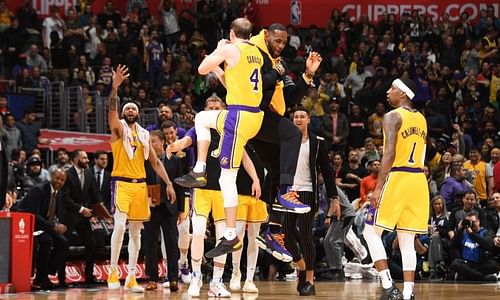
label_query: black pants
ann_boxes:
[144,203,179,282]
[68,218,96,279]
[35,230,68,283]
[282,191,316,270]
[451,258,499,280]
[252,110,302,224]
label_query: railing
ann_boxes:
[65,86,85,132]
[17,87,47,127]
[47,81,65,130]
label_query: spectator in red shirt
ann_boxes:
[359,158,380,206]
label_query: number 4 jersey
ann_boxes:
[389,107,427,169]
[224,41,263,108]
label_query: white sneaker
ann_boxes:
[179,262,192,284]
[242,280,258,293]
[162,279,170,288]
[188,273,203,297]
[124,276,144,293]
[350,272,363,279]
[229,272,241,291]
[208,279,231,297]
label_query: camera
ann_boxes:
[462,219,471,229]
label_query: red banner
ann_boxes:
[5,0,499,27]
[39,129,111,153]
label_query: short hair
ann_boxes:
[71,149,84,161]
[268,23,287,33]
[160,120,177,130]
[94,150,108,159]
[294,107,310,116]
[231,18,253,39]
[150,130,166,142]
[24,107,36,116]
[205,96,225,107]
[56,147,68,155]
[465,210,479,220]
[399,77,417,99]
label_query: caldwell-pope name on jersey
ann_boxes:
[401,126,426,140]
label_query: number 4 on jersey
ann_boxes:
[249,68,259,91]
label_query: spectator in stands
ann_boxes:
[302,87,329,135]
[448,191,486,240]
[64,7,85,51]
[19,169,70,289]
[100,20,119,64]
[359,158,379,205]
[440,164,472,211]
[344,62,372,97]
[486,192,500,234]
[0,95,9,120]
[26,44,48,74]
[177,102,195,130]
[72,55,95,87]
[427,195,449,280]
[367,102,385,147]
[201,73,226,102]
[31,66,50,89]
[48,148,72,173]
[321,99,349,152]
[432,151,453,188]
[0,0,13,32]
[97,57,113,96]
[463,147,491,207]
[16,0,39,32]
[159,0,180,49]
[22,155,48,198]
[3,17,27,75]
[90,150,112,211]
[60,149,98,285]
[49,31,70,83]
[450,210,498,281]
[83,15,99,60]
[1,113,21,162]
[16,107,49,153]
[125,45,145,86]
[97,1,122,30]
[346,104,367,149]
[117,22,135,62]
[336,150,367,202]
[42,5,65,49]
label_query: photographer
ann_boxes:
[450,210,498,281]
[448,191,486,240]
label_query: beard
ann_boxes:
[124,115,139,124]
[77,160,88,169]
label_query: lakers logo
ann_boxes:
[367,212,373,222]
[220,157,229,166]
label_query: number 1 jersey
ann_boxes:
[224,41,263,108]
[386,107,427,169]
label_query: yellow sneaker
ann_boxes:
[124,275,144,293]
[107,268,121,290]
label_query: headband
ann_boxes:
[393,78,415,100]
[122,102,139,115]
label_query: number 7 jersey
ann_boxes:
[387,107,427,169]
[224,41,263,108]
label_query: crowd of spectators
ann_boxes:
[0,0,499,285]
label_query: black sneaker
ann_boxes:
[380,285,404,300]
[299,281,316,296]
[174,171,207,188]
[205,237,242,258]
[297,270,306,292]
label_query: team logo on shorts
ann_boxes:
[220,157,229,166]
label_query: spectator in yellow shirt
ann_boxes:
[302,87,329,135]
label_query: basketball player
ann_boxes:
[106,65,176,292]
[169,97,266,297]
[363,78,429,300]
[175,18,264,258]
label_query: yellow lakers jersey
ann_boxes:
[387,107,427,169]
[111,130,146,178]
[225,41,263,108]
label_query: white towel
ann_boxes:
[120,119,150,160]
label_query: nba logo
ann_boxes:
[290,0,301,25]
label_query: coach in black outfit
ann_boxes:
[60,149,100,284]
[90,150,112,211]
[19,169,71,289]
[144,130,186,291]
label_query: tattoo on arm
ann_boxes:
[376,112,401,187]
[109,96,119,112]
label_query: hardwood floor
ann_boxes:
[3,280,500,299]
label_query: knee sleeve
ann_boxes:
[195,110,219,141]
[128,221,142,239]
[219,168,238,208]
[363,224,386,263]
[113,211,127,235]
[178,217,190,235]
[191,215,207,236]
[398,232,417,272]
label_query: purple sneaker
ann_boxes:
[277,189,311,214]
[256,229,293,262]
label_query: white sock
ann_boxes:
[224,227,237,240]
[379,269,393,289]
[403,282,414,299]
[128,222,142,277]
[179,252,188,266]
[213,266,225,282]
[110,212,127,269]
[193,161,206,173]
[191,215,207,275]
[246,223,259,281]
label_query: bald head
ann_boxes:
[231,18,253,40]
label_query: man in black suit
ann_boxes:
[90,150,112,211]
[60,149,99,284]
[18,169,70,289]
[144,130,185,291]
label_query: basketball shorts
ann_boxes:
[112,180,150,221]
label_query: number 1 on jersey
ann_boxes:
[249,68,259,91]
[408,142,416,164]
